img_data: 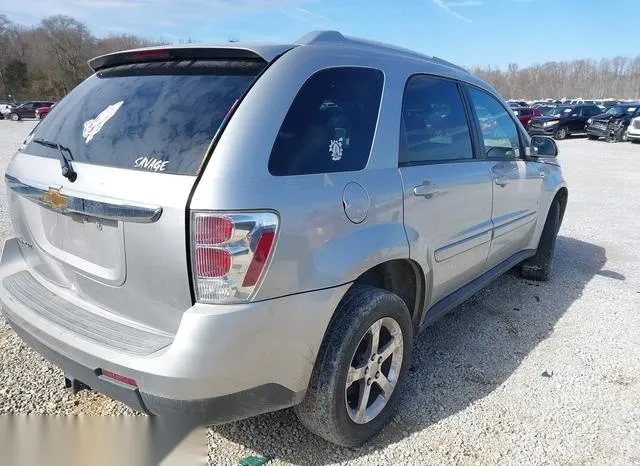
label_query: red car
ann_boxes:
[513,107,541,127]
[35,103,56,119]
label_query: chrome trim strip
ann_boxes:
[5,174,162,224]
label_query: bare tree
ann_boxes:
[39,15,95,93]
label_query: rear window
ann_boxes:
[21,60,263,175]
[268,67,384,176]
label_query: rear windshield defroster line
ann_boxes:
[22,60,265,176]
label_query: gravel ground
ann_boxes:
[0,120,639,465]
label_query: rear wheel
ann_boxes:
[295,285,413,447]
[9,112,19,121]
[520,200,560,282]
[554,127,568,140]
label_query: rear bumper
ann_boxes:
[0,237,350,422]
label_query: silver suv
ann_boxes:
[0,31,567,446]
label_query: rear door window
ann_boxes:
[22,60,263,175]
[399,75,474,164]
[268,67,384,176]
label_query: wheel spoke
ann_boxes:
[369,320,382,355]
[347,365,367,385]
[376,373,394,398]
[355,381,372,423]
[379,333,402,362]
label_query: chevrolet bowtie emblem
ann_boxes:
[42,188,68,210]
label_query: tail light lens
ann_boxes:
[191,212,278,303]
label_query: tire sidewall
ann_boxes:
[555,127,567,140]
[333,293,413,444]
[301,286,414,446]
[10,113,19,121]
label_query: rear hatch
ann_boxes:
[5,50,274,334]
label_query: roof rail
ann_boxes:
[431,56,469,74]
[295,30,470,74]
[295,30,347,45]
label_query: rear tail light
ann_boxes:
[191,212,278,303]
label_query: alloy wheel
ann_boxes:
[345,317,404,424]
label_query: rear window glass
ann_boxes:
[21,60,263,175]
[268,67,384,176]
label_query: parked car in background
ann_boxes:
[513,106,542,127]
[508,100,528,108]
[0,30,567,447]
[626,116,640,143]
[585,103,640,141]
[6,101,55,121]
[537,105,557,115]
[0,101,17,115]
[528,104,602,139]
[35,103,56,119]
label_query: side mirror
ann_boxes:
[529,136,558,157]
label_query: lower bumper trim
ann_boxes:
[5,311,301,423]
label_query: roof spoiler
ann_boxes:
[88,44,294,72]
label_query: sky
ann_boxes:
[2,0,638,69]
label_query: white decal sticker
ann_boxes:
[82,101,124,143]
[329,139,343,161]
[134,156,169,172]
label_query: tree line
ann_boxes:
[1,13,640,102]
[0,14,161,100]
[471,59,640,101]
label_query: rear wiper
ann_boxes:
[32,138,78,182]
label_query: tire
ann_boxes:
[9,112,20,121]
[587,135,599,141]
[632,140,640,144]
[617,128,628,142]
[295,285,413,447]
[554,127,568,140]
[520,200,560,282]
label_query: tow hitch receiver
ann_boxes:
[65,376,91,394]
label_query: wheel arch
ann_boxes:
[349,258,426,330]
[553,186,568,227]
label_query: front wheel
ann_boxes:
[295,285,413,447]
[617,128,628,142]
[554,127,568,140]
[520,200,560,282]
[555,127,569,139]
[9,113,20,121]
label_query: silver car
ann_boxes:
[0,31,567,446]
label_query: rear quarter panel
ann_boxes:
[190,46,412,300]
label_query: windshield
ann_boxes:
[545,107,572,117]
[21,59,262,175]
[605,105,637,116]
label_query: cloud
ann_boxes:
[431,0,473,23]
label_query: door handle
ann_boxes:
[494,176,509,187]
[413,181,439,198]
